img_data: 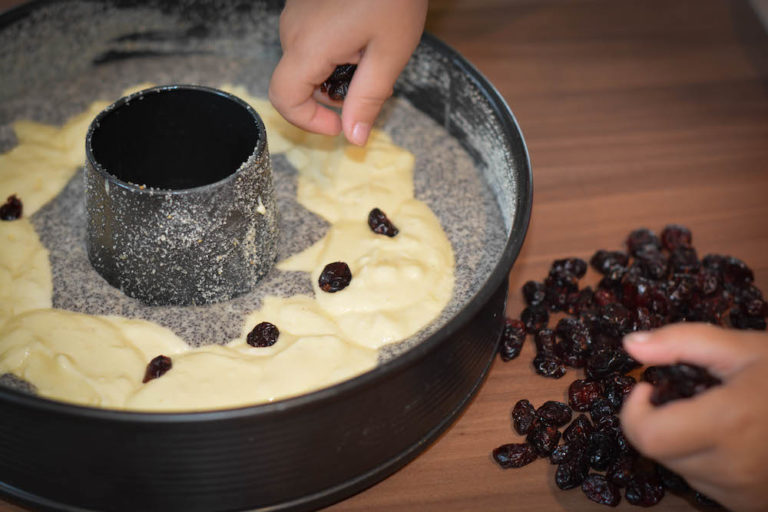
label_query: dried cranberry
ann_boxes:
[582,473,621,507]
[656,464,689,493]
[499,318,526,361]
[568,379,604,412]
[492,442,538,468]
[567,287,594,315]
[143,355,172,383]
[319,64,356,100]
[585,348,637,381]
[527,420,561,456]
[511,399,536,435]
[551,257,587,279]
[602,373,636,410]
[246,321,280,347]
[697,268,721,296]
[648,363,722,406]
[729,305,767,330]
[555,318,591,368]
[660,224,692,251]
[318,262,352,292]
[588,431,618,471]
[626,228,661,256]
[521,306,549,333]
[669,246,700,274]
[589,398,616,425]
[722,256,754,288]
[607,453,636,488]
[532,354,566,379]
[634,246,669,281]
[522,280,547,307]
[625,473,665,506]
[556,457,589,490]
[367,208,399,237]
[591,250,629,275]
[550,438,587,464]
[593,288,617,307]
[536,400,572,427]
[0,194,22,220]
[534,328,557,357]
[564,414,594,443]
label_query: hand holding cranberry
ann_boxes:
[621,323,768,512]
[268,0,428,146]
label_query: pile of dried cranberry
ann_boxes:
[494,225,766,507]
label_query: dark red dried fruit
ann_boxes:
[534,328,557,357]
[564,414,594,443]
[511,399,536,435]
[556,456,590,490]
[568,379,604,412]
[625,473,665,507]
[522,280,547,307]
[367,208,398,237]
[626,228,661,256]
[591,250,629,275]
[550,438,587,464]
[499,318,526,361]
[589,398,616,425]
[607,453,636,488]
[648,363,722,406]
[551,257,588,279]
[319,261,352,292]
[492,442,538,468]
[722,256,754,288]
[143,355,172,383]
[669,246,699,274]
[656,464,689,493]
[729,304,767,330]
[521,306,549,333]
[602,373,636,410]
[0,194,22,220]
[660,224,692,251]
[532,354,566,379]
[588,431,619,471]
[555,318,591,368]
[536,400,572,427]
[582,473,621,507]
[320,64,357,101]
[246,321,280,347]
[527,420,561,456]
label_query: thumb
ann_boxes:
[340,42,404,146]
[622,323,757,379]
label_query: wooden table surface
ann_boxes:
[1,0,767,511]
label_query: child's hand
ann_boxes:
[268,0,428,146]
[620,323,768,512]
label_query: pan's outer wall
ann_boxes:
[0,283,507,512]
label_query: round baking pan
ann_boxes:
[0,1,532,511]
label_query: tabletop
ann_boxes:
[0,0,767,511]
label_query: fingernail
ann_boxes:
[624,332,651,344]
[351,122,371,146]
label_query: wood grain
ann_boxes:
[1,0,767,511]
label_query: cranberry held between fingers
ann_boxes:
[0,194,22,220]
[318,262,352,292]
[319,64,357,101]
[367,208,399,237]
[246,321,280,347]
[648,363,722,406]
[143,355,172,383]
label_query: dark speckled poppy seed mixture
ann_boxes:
[491,225,764,507]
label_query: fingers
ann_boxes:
[620,381,726,459]
[268,53,342,136]
[339,42,402,145]
[622,323,756,379]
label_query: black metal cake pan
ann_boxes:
[0,1,532,510]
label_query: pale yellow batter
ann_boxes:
[0,85,454,411]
